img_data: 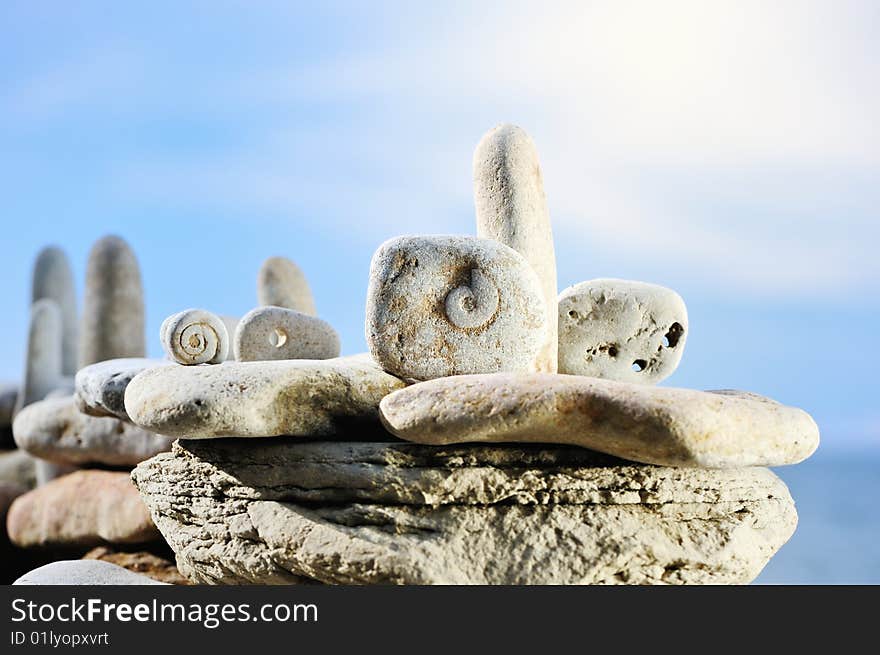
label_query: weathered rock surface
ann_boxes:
[13,396,174,467]
[125,354,406,438]
[83,546,189,584]
[234,306,340,362]
[79,235,145,367]
[16,299,64,412]
[558,279,688,384]
[161,309,229,365]
[366,235,547,380]
[380,374,819,468]
[14,560,166,585]
[133,439,797,584]
[474,124,557,373]
[7,470,160,548]
[258,256,317,315]
[75,358,169,421]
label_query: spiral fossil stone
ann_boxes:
[365,235,547,380]
[161,309,229,365]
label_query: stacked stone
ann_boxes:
[123,125,818,585]
[7,237,172,582]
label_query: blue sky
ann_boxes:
[1,1,878,450]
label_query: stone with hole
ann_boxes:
[558,279,688,384]
[234,306,340,362]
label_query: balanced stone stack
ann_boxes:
[7,237,174,582]
[126,124,819,585]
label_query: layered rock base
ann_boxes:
[133,439,797,585]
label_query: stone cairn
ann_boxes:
[5,125,819,585]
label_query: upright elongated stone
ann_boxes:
[15,299,63,413]
[558,279,688,384]
[79,236,145,367]
[366,235,547,380]
[474,124,558,372]
[234,306,340,362]
[31,247,78,376]
[257,256,317,315]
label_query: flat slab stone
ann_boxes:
[14,560,166,585]
[379,374,819,469]
[75,358,169,420]
[8,469,160,548]
[13,396,174,467]
[133,439,797,585]
[125,354,406,438]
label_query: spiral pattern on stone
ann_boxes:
[444,268,500,329]
[161,309,229,365]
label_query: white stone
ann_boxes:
[161,309,229,365]
[75,358,169,421]
[234,306,340,362]
[15,299,63,413]
[379,373,820,469]
[13,396,174,466]
[125,354,406,438]
[474,124,557,373]
[558,278,688,383]
[366,235,547,380]
[257,256,317,315]
[14,560,167,585]
[31,246,78,376]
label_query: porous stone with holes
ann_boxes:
[558,279,688,384]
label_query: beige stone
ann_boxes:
[366,235,547,380]
[75,358,169,421]
[474,124,557,373]
[257,256,317,315]
[13,396,174,467]
[558,279,688,383]
[79,235,145,367]
[234,306,340,362]
[15,299,63,413]
[125,354,406,438]
[380,374,819,468]
[133,439,797,584]
[161,309,229,365]
[7,470,160,548]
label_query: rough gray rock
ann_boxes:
[257,256,317,315]
[15,299,64,413]
[133,439,797,584]
[13,396,174,467]
[75,358,169,421]
[379,374,820,469]
[474,124,557,373]
[31,246,78,376]
[234,306,340,362]
[161,309,229,365]
[558,279,688,384]
[125,354,406,438]
[14,560,167,585]
[79,235,145,367]
[366,235,547,380]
